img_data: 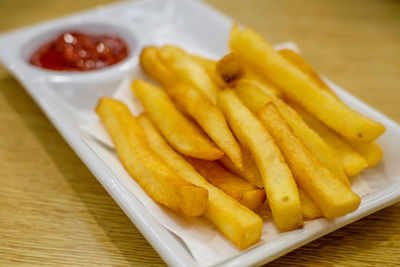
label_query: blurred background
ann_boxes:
[0,0,399,266]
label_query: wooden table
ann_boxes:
[1,0,399,266]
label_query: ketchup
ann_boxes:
[29,32,128,71]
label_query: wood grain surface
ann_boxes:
[0,0,399,266]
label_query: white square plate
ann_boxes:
[0,0,399,266]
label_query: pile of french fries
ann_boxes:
[96,25,385,250]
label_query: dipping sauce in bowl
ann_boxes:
[29,32,128,71]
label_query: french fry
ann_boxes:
[350,140,383,167]
[233,80,272,111]
[218,89,303,231]
[258,103,360,218]
[294,104,368,177]
[190,54,215,73]
[219,150,321,218]
[131,80,223,160]
[187,158,265,210]
[140,49,242,167]
[158,45,220,104]
[140,48,190,114]
[96,98,208,217]
[137,114,263,250]
[278,49,337,98]
[190,54,226,88]
[243,69,284,98]
[233,80,350,186]
[219,143,264,188]
[140,46,176,88]
[216,53,283,97]
[219,149,322,219]
[230,25,385,142]
[298,189,322,220]
[216,53,245,87]
[277,49,384,167]
[167,83,242,168]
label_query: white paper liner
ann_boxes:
[80,43,370,266]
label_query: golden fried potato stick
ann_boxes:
[230,26,385,142]
[140,46,177,88]
[215,53,283,97]
[190,54,226,88]
[233,80,350,187]
[167,83,242,168]
[278,49,337,98]
[96,98,208,217]
[350,140,383,167]
[158,45,220,104]
[218,89,303,231]
[219,143,263,188]
[140,48,241,167]
[215,51,383,167]
[140,47,225,90]
[186,158,265,210]
[294,104,368,177]
[243,69,284,98]
[218,148,321,219]
[132,80,223,160]
[298,189,322,220]
[278,49,383,167]
[258,103,360,218]
[137,114,263,250]
[190,54,215,73]
[216,53,245,87]
[140,47,190,114]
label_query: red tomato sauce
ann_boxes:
[29,32,128,71]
